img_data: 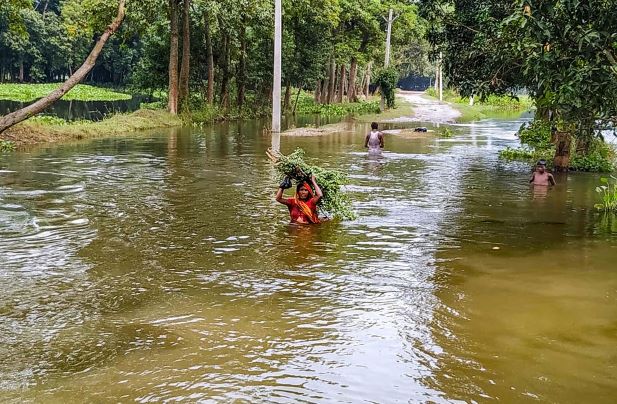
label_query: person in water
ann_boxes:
[364,122,384,154]
[529,160,556,186]
[276,174,323,224]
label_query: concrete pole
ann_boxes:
[271,0,282,134]
[439,51,443,102]
[384,8,393,67]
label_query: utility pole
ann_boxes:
[381,8,399,111]
[271,0,282,135]
[383,8,399,67]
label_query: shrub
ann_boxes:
[375,68,398,109]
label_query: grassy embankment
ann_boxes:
[0,84,179,148]
[2,111,182,147]
[425,87,532,121]
[1,84,404,148]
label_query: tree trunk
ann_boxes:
[327,58,336,104]
[314,80,321,103]
[348,57,358,102]
[320,79,328,104]
[178,0,191,107]
[284,79,292,111]
[364,61,372,99]
[168,0,180,115]
[0,0,127,134]
[205,15,214,105]
[292,82,302,115]
[220,34,230,108]
[337,64,345,103]
[237,22,247,109]
[18,61,24,82]
[553,131,572,171]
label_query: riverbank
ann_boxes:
[1,109,181,148]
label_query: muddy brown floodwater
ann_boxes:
[1,116,616,402]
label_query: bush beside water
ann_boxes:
[499,119,616,172]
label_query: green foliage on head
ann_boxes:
[275,148,356,220]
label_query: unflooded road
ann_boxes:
[387,91,461,123]
[1,116,616,402]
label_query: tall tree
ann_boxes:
[167,0,180,114]
[178,0,190,106]
[0,0,127,134]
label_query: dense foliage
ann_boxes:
[0,0,430,117]
[421,0,617,168]
[274,148,356,220]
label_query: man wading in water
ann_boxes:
[276,175,323,224]
[365,122,384,154]
[529,160,556,186]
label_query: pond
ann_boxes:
[0,95,151,121]
[0,116,615,402]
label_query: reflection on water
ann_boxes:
[0,96,150,121]
[0,117,616,402]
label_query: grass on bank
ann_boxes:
[425,87,532,121]
[180,90,384,126]
[1,109,181,147]
[0,83,132,102]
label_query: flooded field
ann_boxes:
[1,117,616,402]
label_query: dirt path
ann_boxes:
[385,90,461,123]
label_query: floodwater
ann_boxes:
[0,116,616,403]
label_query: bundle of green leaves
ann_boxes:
[274,148,356,220]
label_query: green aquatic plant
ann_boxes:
[0,140,16,152]
[270,148,356,220]
[438,127,454,138]
[594,176,617,212]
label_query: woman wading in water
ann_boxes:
[276,175,323,224]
